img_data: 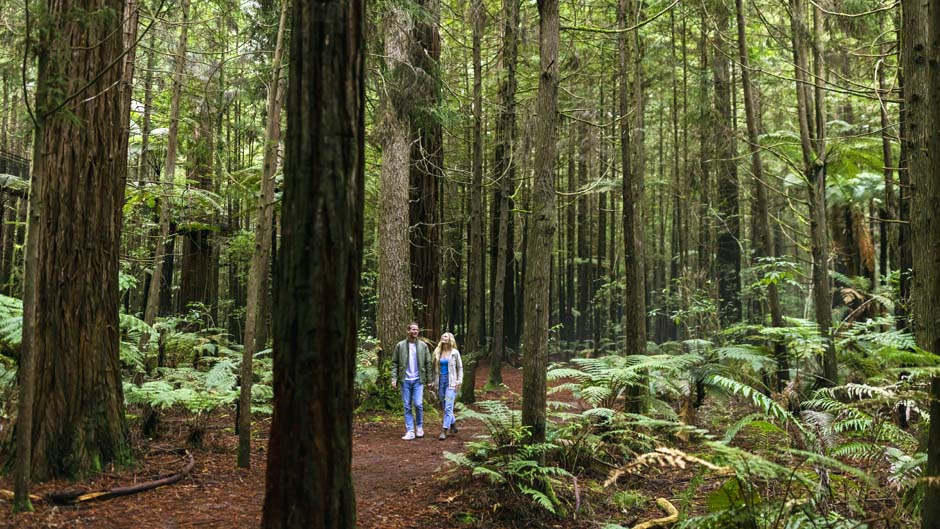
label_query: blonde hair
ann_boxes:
[433,332,457,361]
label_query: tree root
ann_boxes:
[47,451,195,505]
[633,497,678,529]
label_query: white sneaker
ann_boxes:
[416,426,425,438]
[402,430,415,440]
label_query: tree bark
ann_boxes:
[409,0,443,340]
[900,1,928,334]
[377,4,414,369]
[576,120,591,342]
[462,0,485,405]
[791,0,836,387]
[917,0,940,525]
[260,0,364,524]
[620,0,646,412]
[735,0,787,388]
[144,0,190,333]
[487,0,519,387]
[23,0,132,481]
[712,0,741,326]
[178,99,216,319]
[521,0,558,445]
[238,0,287,469]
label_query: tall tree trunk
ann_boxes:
[238,0,287,469]
[620,0,646,411]
[144,0,190,332]
[23,0,131,481]
[521,0,558,445]
[179,99,216,318]
[877,13,898,285]
[899,1,927,334]
[713,0,741,325]
[260,0,364,524]
[410,0,443,340]
[462,0,485,405]
[565,126,576,343]
[576,120,591,342]
[915,0,940,523]
[377,4,414,369]
[791,0,836,386]
[487,0,519,387]
[735,0,787,388]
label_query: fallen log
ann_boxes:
[47,452,194,505]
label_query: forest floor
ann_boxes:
[2,364,613,529]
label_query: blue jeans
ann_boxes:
[401,378,424,432]
[439,384,456,429]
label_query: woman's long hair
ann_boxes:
[433,332,457,362]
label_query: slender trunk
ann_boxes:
[461,0,485,404]
[917,0,940,523]
[487,0,519,385]
[144,0,190,333]
[238,0,287,469]
[178,99,216,319]
[713,0,741,325]
[877,17,898,282]
[791,0,836,386]
[899,1,927,334]
[620,0,646,411]
[521,0,558,445]
[735,0,787,388]
[576,121,590,342]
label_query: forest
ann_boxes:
[0,0,939,526]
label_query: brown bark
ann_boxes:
[735,0,788,388]
[917,0,940,525]
[462,0,485,405]
[23,0,132,482]
[409,0,443,340]
[259,0,364,524]
[713,0,741,325]
[179,100,216,318]
[620,0,646,411]
[565,126,576,342]
[238,0,287,469]
[521,0,558,445]
[900,1,928,333]
[144,0,190,332]
[377,5,414,369]
[791,0,836,386]
[576,120,591,342]
[487,0,519,387]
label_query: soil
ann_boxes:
[0,364,528,529]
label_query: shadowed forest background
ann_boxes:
[1,0,940,527]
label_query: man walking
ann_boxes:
[391,322,432,440]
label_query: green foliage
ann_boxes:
[445,400,572,517]
[125,318,274,416]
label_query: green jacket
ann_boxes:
[391,338,433,385]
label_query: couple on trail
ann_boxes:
[390,322,463,441]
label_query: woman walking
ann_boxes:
[432,332,463,440]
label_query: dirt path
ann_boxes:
[0,364,518,529]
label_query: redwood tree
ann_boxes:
[23,0,131,480]
[260,0,364,524]
[521,0,558,445]
[917,0,940,525]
